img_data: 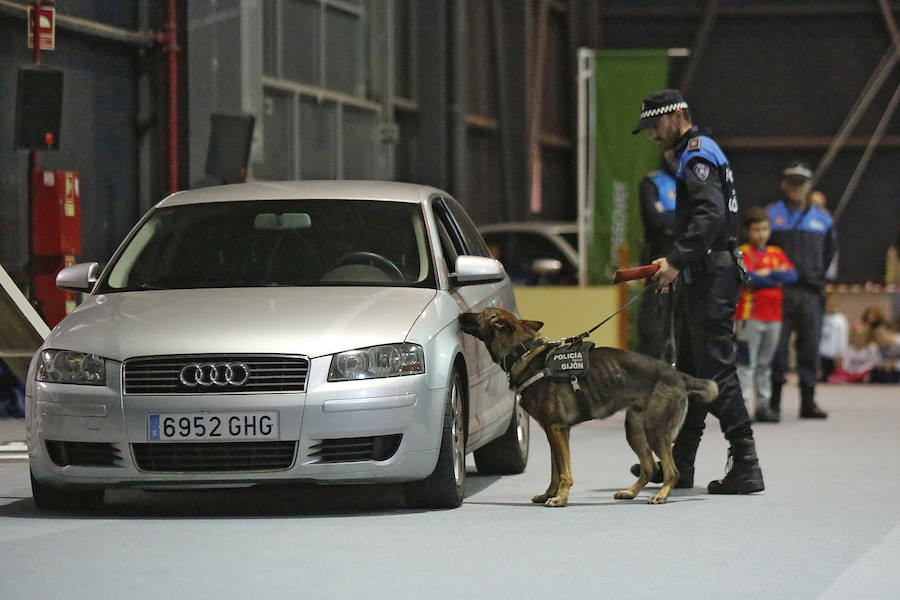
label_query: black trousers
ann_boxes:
[673,262,753,462]
[637,282,673,361]
[772,286,824,390]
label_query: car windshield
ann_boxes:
[98,199,435,291]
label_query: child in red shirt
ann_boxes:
[735,207,797,422]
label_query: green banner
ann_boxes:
[589,50,669,284]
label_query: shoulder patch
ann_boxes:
[688,137,701,151]
[692,162,710,181]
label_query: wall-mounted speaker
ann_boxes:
[205,113,255,184]
[15,66,63,151]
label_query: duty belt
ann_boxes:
[683,250,735,283]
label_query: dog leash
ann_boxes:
[563,283,656,344]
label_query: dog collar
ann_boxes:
[500,339,548,373]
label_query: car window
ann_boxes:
[443,196,492,258]
[560,232,578,252]
[432,199,467,273]
[481,231,576,285]
[100,199,435,291]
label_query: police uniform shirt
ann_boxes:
[666,127,740,271]
[639,170,677,263]
[767,201,836,290]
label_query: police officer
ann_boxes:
[767,162,836,419]
[630,89,764,494]
[636,151,677,361]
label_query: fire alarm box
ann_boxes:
[33,169,81,256]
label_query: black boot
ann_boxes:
[799,385,827,419]
[707,437,765,494]
[754,405,780,423]
[769,383,782,420]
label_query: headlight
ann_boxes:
[36,350,107,386]
[328,343,425,381]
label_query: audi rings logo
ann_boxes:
[178,363,251,387]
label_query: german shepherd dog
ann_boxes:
[459,307,717,506]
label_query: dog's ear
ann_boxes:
[520,319,544,332]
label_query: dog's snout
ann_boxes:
[458,312,479,334]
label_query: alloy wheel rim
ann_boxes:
[515,403,529,457]
[451,379,465,491]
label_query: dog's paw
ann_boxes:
[614,490,637,500]
[648,493,668,505]
[544,496,568,507]
[531,493,549,504]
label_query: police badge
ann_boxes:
[693,162,710,181]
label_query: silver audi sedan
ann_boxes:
[26,181,529,510]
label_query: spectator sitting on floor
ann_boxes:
[0,360,26,419]
[860,306,887,330]
[819,291,849,381]
[827,322,881,384]
[870,321,900,383]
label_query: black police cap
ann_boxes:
[782,161,813,180]
[632,89,689,134]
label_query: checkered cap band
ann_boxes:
[639,101,689,120]
[782,165,813,179]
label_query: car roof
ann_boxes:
[479,221,578,235]
[157,180,445,207]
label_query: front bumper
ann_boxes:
[28,356,446,489]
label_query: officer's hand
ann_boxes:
[652,257,679,290]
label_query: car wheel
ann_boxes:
[31,469,105,512]
[473,397,529,474]
[403,370,467,509]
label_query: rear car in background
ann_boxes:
[479,221,579,285]
[27,181,529,511]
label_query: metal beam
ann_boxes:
[528,0,550,215]
[830,0,900,222]
[718,135,900,149]
[810,33,900,190]
[603,3,900,19]
[0,0,157,46]
[680,0,719,94]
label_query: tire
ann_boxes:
[31,470,105,512]
[403,370,467,509]
[473,397,529,474]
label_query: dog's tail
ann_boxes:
[681,373,718,406]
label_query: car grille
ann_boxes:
[132,441,297,472]
[46,441,122,467]
[123,355,309,394]
[309,435,402,463]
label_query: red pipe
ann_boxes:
[165,0,179,194]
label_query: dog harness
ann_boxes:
[501,337,595,397]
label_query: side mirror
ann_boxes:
[56,262,100,292]
[454,256,505,285]
[532,258,563,277]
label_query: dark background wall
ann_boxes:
[0,1,164,289]
[1,0,898,298]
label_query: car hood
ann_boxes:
[46,287,438,361]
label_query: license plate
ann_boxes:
[148,412,279,441]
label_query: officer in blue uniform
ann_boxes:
[767,162,836,419]
[630,89,764,494]
[637,152,677,360]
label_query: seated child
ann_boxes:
[819,292,848,381]
[870,322,900,383]
[827,322,881,383]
